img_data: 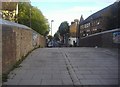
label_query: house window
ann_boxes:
[93,28,97,31]
[86,33,89,36]
[88,23,90,27]
[81,25,84,29]
[86,23,89,28]
[92,22,94,26]
[87,30,90,32]
[97,22,100,25]
[84,24,86,28]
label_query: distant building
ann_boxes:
[77,15,84,46]
[69,19,79,46]
[70,21,77,37]
[116,0,120,2]
[79,2,119,38]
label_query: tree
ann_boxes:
[18,2,31,27]
[47,35,53,41]
[54,32,60,41]
[58,21,69,45]
[18,2,49,36]
[58,21,69,36]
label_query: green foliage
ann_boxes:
[2,73,8,82]
[18,2,49,36]
[58,21,69,44]
[58,21,69,36]
[54,32,60,41]
[18,2,31,27]
[47,35,53,41]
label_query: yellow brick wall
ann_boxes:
[70,23,77,37]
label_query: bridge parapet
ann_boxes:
[1,19,46,74]
[79,28,120,48]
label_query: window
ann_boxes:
[87,23,89,28]
[88,23,90,27]
[80,25,84,29]
[97,22,100,25]
[93,28,97,31]
[87,30,90,32]
[80,30,83,33]
[85,24,87,28]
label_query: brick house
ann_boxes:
[69,19,79,46]
[79,2,119,38]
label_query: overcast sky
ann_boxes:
[31,0,116,36]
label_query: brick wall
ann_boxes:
[39,35,46,47]
[1,20,46,74]
[2,25,16,74]
[70,22,77,37]
[79,28,120,48]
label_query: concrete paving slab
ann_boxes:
[80,79,102,85]
[62,79,73,85]
[3,47,118,85]
[41,79,62,85]
[18,80,41,85]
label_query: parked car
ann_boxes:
[48,41,53,47]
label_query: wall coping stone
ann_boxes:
[0,18,31,30]
[0,18,41,35]
[81,28,120,39]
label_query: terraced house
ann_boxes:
[79,1,119,38]
[69,19,78,46]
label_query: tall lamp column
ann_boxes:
[51,20,54,36]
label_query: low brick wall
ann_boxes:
[39,35,46,47]
[1,19,46,74]
[79,29,120,48]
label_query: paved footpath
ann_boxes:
[3,47,118,85]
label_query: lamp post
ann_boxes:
[51,20,54,36]
[30,8,31,28]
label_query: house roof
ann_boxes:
[79,15,84,23]
[80,2,118,25]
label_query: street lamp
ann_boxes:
[51,20,54,36]
[30,8,31,28]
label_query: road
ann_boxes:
[3,47,118,85]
